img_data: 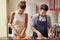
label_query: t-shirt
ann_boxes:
[31,13,52,28]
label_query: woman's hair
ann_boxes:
[40,4,48,11]
[18,1,26,9]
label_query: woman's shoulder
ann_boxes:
[25,13,28,16]
[25,13,28,14]
[10,11,16,18]
[11,11,15,15]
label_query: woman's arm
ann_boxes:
[20,13,28,37]
[9,12,19,36]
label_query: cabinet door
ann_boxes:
[49,0,60,10]
[49,0,55,10]
[58,0,60,9]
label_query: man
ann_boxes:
[31,4,52,38]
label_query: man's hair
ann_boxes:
[40,4,48,11]
[18,1,26,9]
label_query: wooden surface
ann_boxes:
[0,37,60,40]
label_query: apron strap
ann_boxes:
[37,14,47,27]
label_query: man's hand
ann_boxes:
[37,32,43,39]
[48,33,53,38]
[37,32,43,38]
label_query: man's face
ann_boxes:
[39,10,47,17]
[18,7,25,15]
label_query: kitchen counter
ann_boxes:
[0,37,60,40]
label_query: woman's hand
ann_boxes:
[14,30,19,36]
[19,27,26,38]
[19,33,25,38]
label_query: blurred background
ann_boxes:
[0,0,60,38]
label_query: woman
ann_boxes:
[9,1,28,39]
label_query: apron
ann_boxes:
[33,15,48,38]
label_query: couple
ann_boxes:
[9,1,52,39]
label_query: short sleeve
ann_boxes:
[30,14,38,27]
[31,15,36,27]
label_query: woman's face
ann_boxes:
[39,9,47,17]
[18,8,25,15]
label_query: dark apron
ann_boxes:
[33,15,48,38]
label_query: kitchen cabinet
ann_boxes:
[49,0,60,10]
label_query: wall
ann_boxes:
[0,0,7,37]
[7,0,19,17]
[58,11,60,23]
[26,3,36,37]
[27,0,48,5]
[47,11,58,25]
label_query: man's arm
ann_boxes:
[48,27,52,34]
[31,14,43,37]
[31,26,42,37]
[48,26,52,37]
[47,16,52,37]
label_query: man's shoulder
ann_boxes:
[46,15,51,22]
[32,13,39,18]
[46,15,51,18]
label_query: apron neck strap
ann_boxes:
[38,14,47,22]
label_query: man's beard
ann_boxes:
[40,15,46,17]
